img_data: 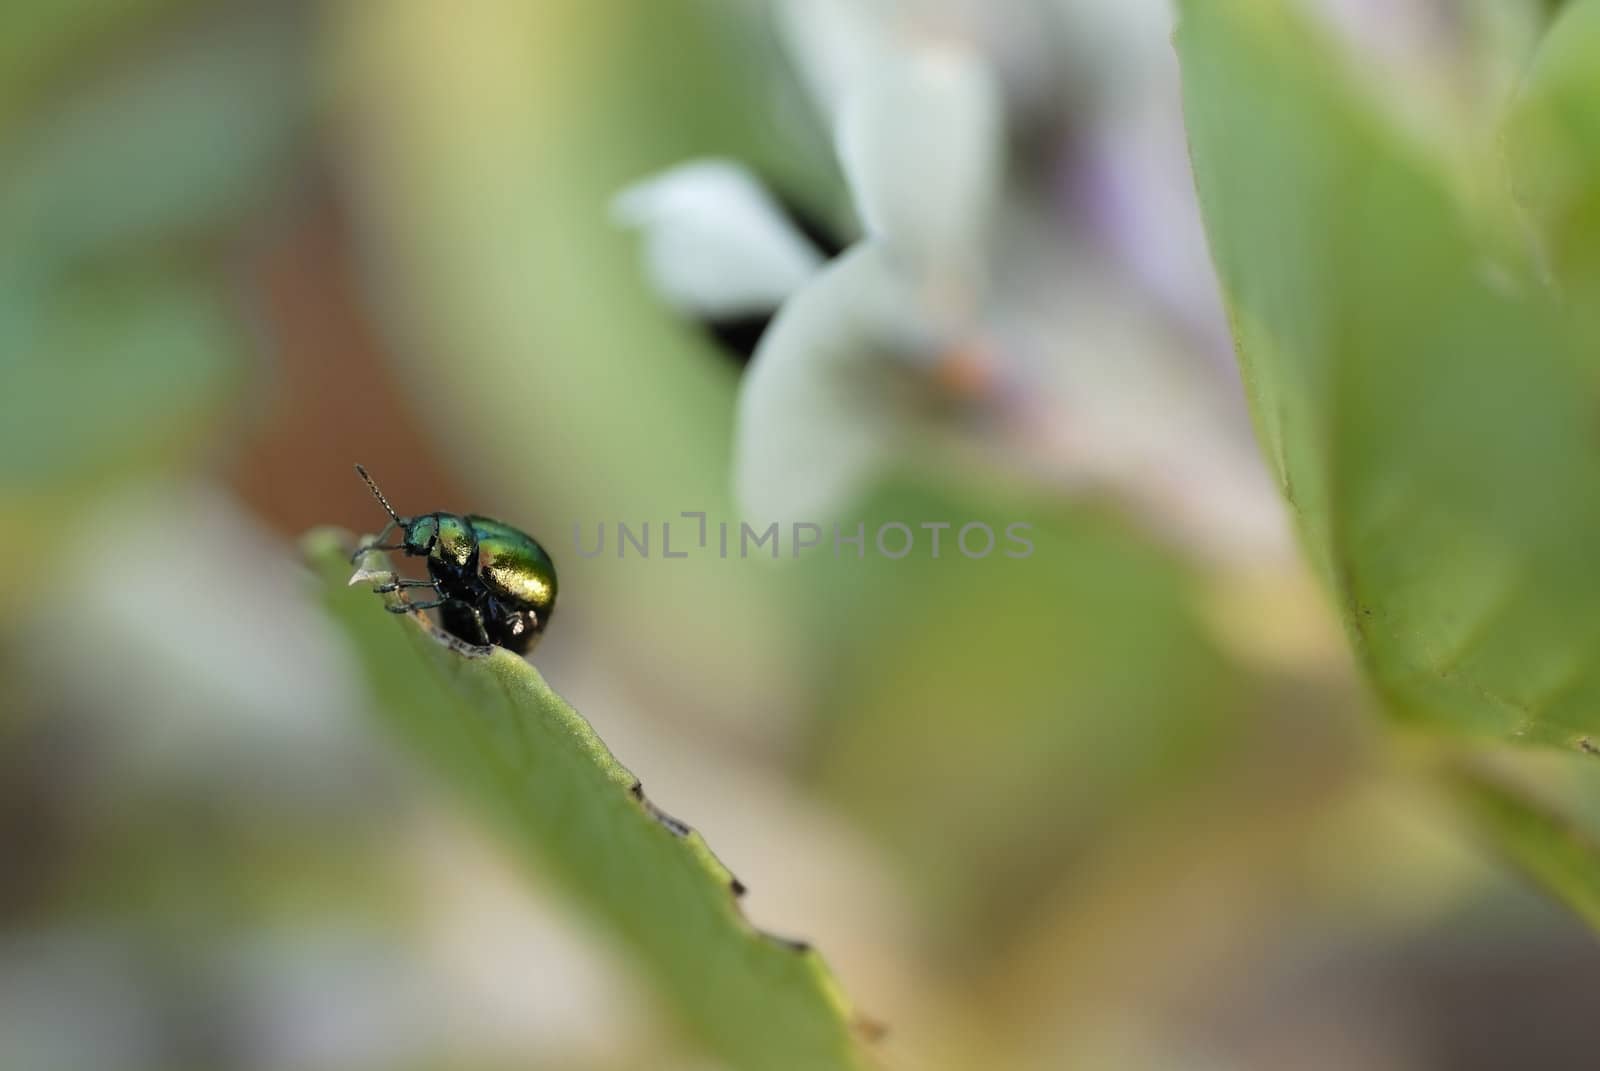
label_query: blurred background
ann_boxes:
[6,1,1600,1069]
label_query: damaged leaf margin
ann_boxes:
[305,528,875,1071]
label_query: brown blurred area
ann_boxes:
[228,178,469,538]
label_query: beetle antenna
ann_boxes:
[354,463,402,522]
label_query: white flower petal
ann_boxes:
[775,0,901,124]
[612,159,825,319]
[735,242,930,522]
[836,45,1002,276]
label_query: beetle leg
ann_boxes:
[387,599,446,614]
[371,578,438,594]
[447,600,493,647]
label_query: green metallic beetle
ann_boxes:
[352,464,558,653]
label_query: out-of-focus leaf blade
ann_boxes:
[1450,764,1600,932]
[0,0,197,137]
[306,530,874,1071]
[0,5,306,560]
[808,481,1248,954]
[1177,0,1600,747]
[1506,0,1600,303]
[0,270,244,508]
[0,5,307,278]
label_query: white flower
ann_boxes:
[614,1,1290,559]
[616,41,1006,522]
[774,0,902,126]
[610,159,826,321]
[835,45,1000,286]
[734,45,1004,520]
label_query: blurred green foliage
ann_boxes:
[809,478,1248,960]
[1451,763,1600,932]
[1179,0,1600,928]
[1180,0,1600,749]
[1509,0,1600,310]
[1,4,304,536]
[0,0,196,136]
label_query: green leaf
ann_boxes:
[1449,762,1600,931]
[0,0,198,138]
[0,4,305,555]
[0,5,307,279]
[304,530,874,1071]
[1506,0,1600,304]
[0,269,244,514]
[806,480,1247,956]
[1177,0,1600,748]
